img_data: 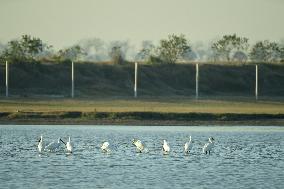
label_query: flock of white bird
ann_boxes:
[37,135,73,154]
[37,135,215,155]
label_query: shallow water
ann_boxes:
[0,125,283,189]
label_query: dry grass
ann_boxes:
[1,97,284,114]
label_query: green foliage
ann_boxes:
[135,41,157,63]
[21,35,44,58]
[281,47,284,62]
[109,46,125,64]
[157,34,191,64]
[0,35,46,63]
[232,51,248,62]
[1,40,24,62]
[148,56,163,64]
[2,33,284,65]
[250,40,281,63]
[136,45,155,62]
[211,34,249,62]
[57,45,85,61]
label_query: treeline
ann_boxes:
[0,34,284,64]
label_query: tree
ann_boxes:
[280,47,284,62]
[58,45,85,61]
[109,46,124,64]
[135,41,156,62]
[21,35,44,59]
[191,41,212,62]
[211,34,249,62]
[183,50,198,61]
[107,40,130,64]
[2,40,25,62]
[0,42,5,53]
[157,34,191,64]
[77,38,108,61]
[232,51,248,62]
[0,35,46,63]
[250,40,281,62]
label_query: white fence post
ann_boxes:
[134,62,138,98]
[71,61,74,98]
[255,64,258,100]
[196,63,199,99]
[6,61,9,97]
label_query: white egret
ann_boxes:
[37,135,44,153]
[184,136,192,154]
[101,141,110,152]
[132,139,144,153]
[163,140,170,153]
[44,138,64,152]
[202,137,215,154]
[65,137,73,153]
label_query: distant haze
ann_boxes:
[0,0,283,49]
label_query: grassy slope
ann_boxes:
[1,98,284,125]
[1,98,284,114]
[1,62,284,97]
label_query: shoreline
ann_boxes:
[1,111,284,126]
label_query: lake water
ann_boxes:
[0,125,283,189]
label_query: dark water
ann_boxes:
[0,125,283,189]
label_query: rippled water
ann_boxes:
[0,125,283,189]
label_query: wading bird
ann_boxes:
[184,136,192,154]
[101,141,110,152]
[163,140,170,153]
[44,138,64,152]
[37,135,44,153]
[132,139,144,153]
[61,137,73,153]
[66,137,73,153]
[202,137,215,155]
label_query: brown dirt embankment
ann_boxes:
[1,111,284,126]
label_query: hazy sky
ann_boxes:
[0,0,283,49]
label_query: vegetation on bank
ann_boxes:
[2,98,284,114]
[1,111,284,126]
[2,111,283,121]
[1,97,284,125]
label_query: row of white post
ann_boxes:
[134,63,259,100]
[71,61,74,98]
[6,61,8,97]
[196,63,258,100]
[1,61,259,100]
[196,63,199,100]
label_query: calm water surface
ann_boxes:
[0,125,283,189]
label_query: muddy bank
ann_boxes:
[0,111,284,126]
